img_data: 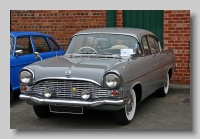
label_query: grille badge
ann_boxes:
[58,87,63,92]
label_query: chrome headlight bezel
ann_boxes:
[103,72,122,89]
[19,69,34,84]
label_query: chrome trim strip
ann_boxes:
[34,77,101,86]
[20,94,129,107]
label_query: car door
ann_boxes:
[139,35,158,99]
[31,36,56,61]
[147,35,164,90]
[11,36,37,89]
[151,36,166,88]
[47,37,65,56]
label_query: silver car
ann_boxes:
[19,28,175,125]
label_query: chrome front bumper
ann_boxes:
[19,94,129,107]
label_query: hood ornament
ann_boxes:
[65,70,71,76]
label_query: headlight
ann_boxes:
[105,74,120,88]
[20,71,32,84]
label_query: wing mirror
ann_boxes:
[34,52,43,60]
[15,50,23,57]
[130,53,137,58]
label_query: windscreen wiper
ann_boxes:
[79,52,97,54]
[99,52,113,55]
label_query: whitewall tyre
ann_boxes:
[115,89,136,125]
[157,73,169,97]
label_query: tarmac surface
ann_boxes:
[10,83,190,130]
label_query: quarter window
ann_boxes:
[48,38,60,51]
[32,37,51,52]
[16,37,33,55]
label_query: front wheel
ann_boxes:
[157,73,169,97]
[33,105,53,118]
[115,89,136,125]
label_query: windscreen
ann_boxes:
[66,33,142,56]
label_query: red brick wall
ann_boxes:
[163,10,190,84]
[116,10,123,27]
[11,10,106,47]
[11,10,190,84]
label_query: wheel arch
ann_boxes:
[168,68,173,79]
[132,83,142,104]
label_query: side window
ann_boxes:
[141,36,151,55]
[16,37,33,55]
[148,36,158,54]
[48,38,60,51]
[32,37,51,53]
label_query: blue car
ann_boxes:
[10,32,65,101]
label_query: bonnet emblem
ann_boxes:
[65,70,71,76]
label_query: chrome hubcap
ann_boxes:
[126,95,133,116]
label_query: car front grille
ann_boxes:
[27,80,109,98]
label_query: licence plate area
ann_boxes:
[49,105,83,114]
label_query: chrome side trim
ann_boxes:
[34,77,101,86]
[20,94,129,107]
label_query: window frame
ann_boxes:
[10,35,14,55]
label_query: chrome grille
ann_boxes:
[28,80,108,98]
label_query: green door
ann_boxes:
[123,10,163,46]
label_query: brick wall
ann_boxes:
[163,10,190,84]
[116,10,123,27]
[10,10,190,84]
[11,10,106,47]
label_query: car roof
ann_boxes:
[10,31,51,37]
[73,27,156,41]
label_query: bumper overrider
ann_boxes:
[19,94,129,107]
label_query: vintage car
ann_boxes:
[19,28,175,125]
[10,32,65,101]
